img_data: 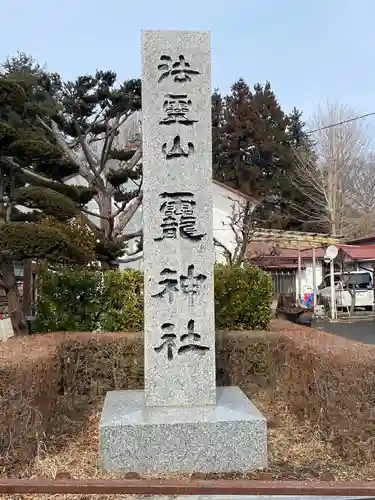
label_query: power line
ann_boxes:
[306,111,375,135]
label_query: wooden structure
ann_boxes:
[248,229,341,307]
[250,229,341,249]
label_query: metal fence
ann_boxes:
[1,478,375,496]
[270,270,296,298]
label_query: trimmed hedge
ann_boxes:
[214,264,273,330]
[0,333,63,473]
[1,321,375,472]
[37,265,273,332]
[99,269,144,333]
[0,223,89,263]
[37,268,102,332]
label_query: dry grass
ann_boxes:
[0,333,65,474]
[2,320,375,499]
[5,393,375,500]
[272,321,375,459]
[24,395,375,482]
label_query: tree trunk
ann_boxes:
[7,284,28,335]
[236,201,252,265]
[100,260,119,271]
[0,253,28,336]
[22,258,32,317]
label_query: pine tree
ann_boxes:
[0,74,96,334]
[288,107,309,147]
[3,54,143,268]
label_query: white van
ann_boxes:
[318,270,374,311]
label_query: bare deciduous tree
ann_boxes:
[214,197,257,266]
[344,155,375,237]
[289,101,373,237]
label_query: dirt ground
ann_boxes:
[4,391,375,500]
[3,322,375,499]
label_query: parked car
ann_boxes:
[317,270,374,311]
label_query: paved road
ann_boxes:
[316,319,375,344]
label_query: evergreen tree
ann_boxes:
[0,74,95,334]
[288,107,309,147]
[247,81,291,201]
[212,79,321,230]
[213,79,292,196]
[213,79,260,193]
[212,88,225,181]
[3,54,143,268]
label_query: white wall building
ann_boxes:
[65,171,251,269]
[299,260,324,295]
[117,179,251,270]
[63,110,253,269]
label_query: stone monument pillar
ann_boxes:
[99,30,267,475]
[142,30,216,408]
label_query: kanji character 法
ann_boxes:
[158,54,201,83]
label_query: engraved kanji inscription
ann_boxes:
[162,135,194,159]
[154,192,206,241]
[180,264,207,306]
[158,54,201,83]
[154,322,177,361]
[154,320,210,360]
[151,268,178,304]
[179,319,209,356]
[159,94,198,126]
[151,265,207,305]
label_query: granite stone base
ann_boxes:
[99,386,267,474]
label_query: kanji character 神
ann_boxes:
[151,265,207,305]
[151,268,178,304]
